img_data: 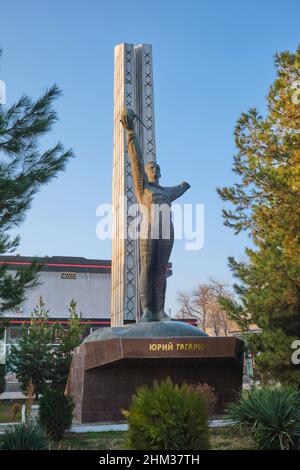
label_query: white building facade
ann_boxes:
[0,255,112,362]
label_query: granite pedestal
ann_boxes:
[66,322,244,423]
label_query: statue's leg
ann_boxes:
[155,223,174,321]
[138,238,158,322]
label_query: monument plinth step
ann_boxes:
[83,320,208,343]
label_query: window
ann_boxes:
[61,272,77,280]
[6,326,24,344]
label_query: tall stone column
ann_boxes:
[111,43,156,326]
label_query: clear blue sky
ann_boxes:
[0,0,299,315]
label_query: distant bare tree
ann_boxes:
[177,279,236,336]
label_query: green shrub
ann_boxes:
[188,383,218,416]
[11,403,22,421]
[123,377,210,450]
[0,421,49,450]
[39,387,74,441]
[0,364,5,394]
[227,386,300,450]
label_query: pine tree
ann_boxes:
[217,47,300,384]
[50,299,85,390]
[7,297,53,397]
[0,319,8,393]
[0,48,74,313]
[7,298,85,395]
[0,364,5,394]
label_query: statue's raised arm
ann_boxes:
[120,108,147,202]
[164,182,191,202]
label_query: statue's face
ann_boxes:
[145,162,161,183]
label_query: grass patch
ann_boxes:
[210,426,254,450]
[55,427,254,450]
[52,431,127,450]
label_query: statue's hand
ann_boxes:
[120,108,136,130]
[182,181,191,191]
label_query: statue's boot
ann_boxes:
[157,310,171,322]
[139,308,156,323]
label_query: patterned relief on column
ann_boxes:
[134,44,156,165]
[133,45,157,320]
[112,44,138,325]
[142,44,156,164]
[124,45,138,322]
[112,43,156,325]
[122,46,134,322]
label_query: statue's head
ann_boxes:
[145,161,161,183]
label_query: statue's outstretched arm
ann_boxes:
[164,182,191,202]
[120,108,147,200]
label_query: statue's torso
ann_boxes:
[141,183,171,207]
[138,183,173,240]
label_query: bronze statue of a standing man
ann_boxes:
[120,108,190,322]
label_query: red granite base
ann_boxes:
[66,336,244,423]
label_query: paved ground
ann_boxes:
[70,419,234,433]
[0,391,25,400]
[0,419,234,435]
